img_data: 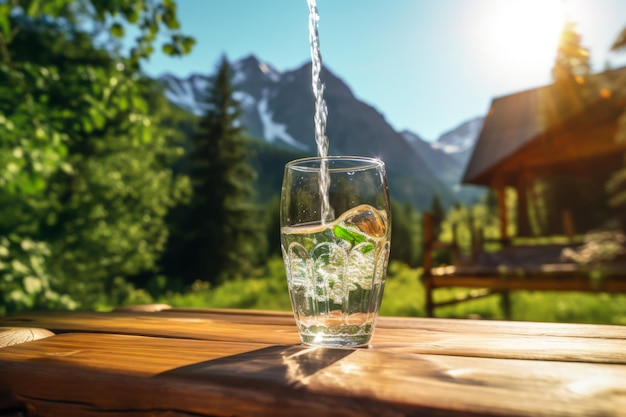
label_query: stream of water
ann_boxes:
[307,0,333,223]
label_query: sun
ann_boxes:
[477,0,566,85]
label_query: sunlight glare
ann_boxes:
[478,0,566,84]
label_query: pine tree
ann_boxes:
[549,19,594,117]
[429,194,445,238]
[552,21,591,85]
[168,55,264,284]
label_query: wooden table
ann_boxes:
[1,306,625,417]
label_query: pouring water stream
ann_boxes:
[307,0,333,224]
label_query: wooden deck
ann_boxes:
[1,307,626,416]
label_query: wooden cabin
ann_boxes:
[463,67,626,240]
[422,68,626,318]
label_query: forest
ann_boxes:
[0,0,431,315]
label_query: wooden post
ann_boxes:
[516,173,532,237]
[562,209,575,239]
[422,212,434,272]
[422,212,435,317]
[468,211,484,260]
[500,291,512,320]
[496,183,509,244]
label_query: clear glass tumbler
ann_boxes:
[280,156,391,347]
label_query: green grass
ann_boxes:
[133,258,626,325]
[159,258,293,311]
[382,262,626,324]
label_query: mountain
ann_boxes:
[435,116,484,165]
[402,117,485,184]
[401,130,460,188]
[402,116,486,203]
[159,55,479,210]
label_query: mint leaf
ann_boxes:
[361,243,375,254]
[333,225,365,246]
[333,225,375,254]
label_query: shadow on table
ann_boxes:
[157,345,354,388]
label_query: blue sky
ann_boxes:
[141,0,626,141]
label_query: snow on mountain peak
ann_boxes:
[232,91,256,110]
[257,89,308,151]
[161,72,208,116]
[433,116,484,155]
[431,138,468,154]
[232,69,247,85]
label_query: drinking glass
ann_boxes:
[280,156,391,347]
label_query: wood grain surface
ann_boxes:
[2,332,625,417]
[0,327,54,348]
[2,309,625,363]
[1,308,625,417]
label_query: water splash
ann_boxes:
[307,0,333,223]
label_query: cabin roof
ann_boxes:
[463,67,626,186]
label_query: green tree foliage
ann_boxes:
[389,200,421,267]
[0,0,195,67]
[249,141,307,259]
[429,194,445,237]
[247,139,307,203]
[264,195,282,258]
[163,56,265,285]
[0,0,194,313]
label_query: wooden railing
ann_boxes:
[421,212,626,319]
